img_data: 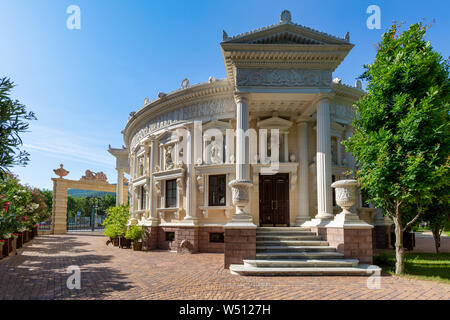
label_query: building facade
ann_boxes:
[109,11,391,273]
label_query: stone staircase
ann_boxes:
[230,227,380,276]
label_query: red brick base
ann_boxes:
[142,226,158,251]
[143,226,226,254]
[224,228,256,269]
[326,227,373,264]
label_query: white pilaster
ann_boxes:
[295,121,310,225]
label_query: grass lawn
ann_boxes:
[413,227,450,237]
[374,252,450,284]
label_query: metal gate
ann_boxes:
[67,207,105,231]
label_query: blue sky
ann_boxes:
[1,0,449,190]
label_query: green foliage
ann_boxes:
[374,252,450,283]
[344,22,449,220]
[103,204,130,239]
[343,22,449,274]
[67,193,116,218]
[0,77,36,176]
[125,225,144,240]
[0,173,51,238]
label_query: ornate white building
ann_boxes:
[109,11,390,274]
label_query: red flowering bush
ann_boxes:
[0,173,50,239]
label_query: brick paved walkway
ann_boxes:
[0,233,448,300]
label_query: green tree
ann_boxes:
[420,185,450,253]
[344,23,450,274]
[0,77,36,176]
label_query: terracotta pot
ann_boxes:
[133,241,142,251]
[7,238,13,254]
[32,227,38,237]
[0,242,5,259]
[17,233,23,249]
[11,238,17,254]
[119,237,131,249]
[113,238,119,247]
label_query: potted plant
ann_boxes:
[10,232,18,254]
[125,225,144,251]
[103,205,130,247]
[0,239,5,259]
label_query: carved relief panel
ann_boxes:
[235,68,332,88]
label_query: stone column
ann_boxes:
[142,139,159,250]
[228,95,253,223]
[116,169,124,206]
[144,140,159,225]
[315,98,334,220]
[184,125,198,223]
[295,121,310,225]
[224,94,255,269]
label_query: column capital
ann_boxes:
[233,92,249,104]
[316,93,335,104]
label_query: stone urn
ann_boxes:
[228,179,253,221]
[331,179,358,215]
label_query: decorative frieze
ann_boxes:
[235,69,332,87]
[130,98,235,149]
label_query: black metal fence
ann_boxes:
[38,219,52,231]
[67,216,106,231]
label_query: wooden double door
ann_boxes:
[259,173,290,226]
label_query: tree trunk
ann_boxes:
[394,214,405,274]
[432,226,441,254]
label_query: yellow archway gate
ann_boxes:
[51,165,128,235]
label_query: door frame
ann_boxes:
[258,173,290,227]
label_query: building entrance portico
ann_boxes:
[259,173,290,226]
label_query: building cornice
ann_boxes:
[123,79,234,147]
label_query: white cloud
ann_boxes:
[22,124,115,167]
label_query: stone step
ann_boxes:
[257,246,336,252]
[257,227,311,232]
[256,235,322,241]
[243,259,359,268]
[256,231,317,237]
[256,240,329,246]
[256,251,344,259]
[230,264,381,276]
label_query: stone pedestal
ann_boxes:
[326,227,373,264]
[224,228,256,269]
[324,179,374,264]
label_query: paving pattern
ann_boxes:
[0,233,448,300]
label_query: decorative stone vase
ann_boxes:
[229,179,252,217]
[331,179,357,215]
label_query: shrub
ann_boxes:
[125,225,144,241]
[102,205,130,239]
